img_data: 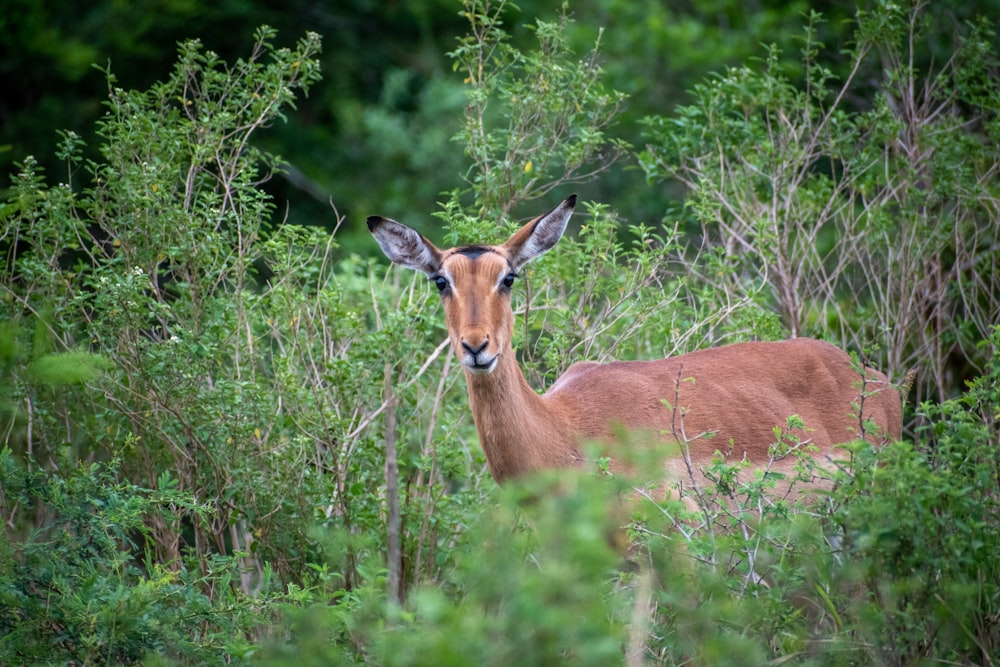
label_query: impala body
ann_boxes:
[368,195,903,490]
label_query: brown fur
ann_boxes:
[470,337,901,486]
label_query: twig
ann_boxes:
[384,363,401,606]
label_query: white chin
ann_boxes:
[464,358,498,374]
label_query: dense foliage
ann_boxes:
[1,0,998,664]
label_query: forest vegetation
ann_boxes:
[1,0,999,664]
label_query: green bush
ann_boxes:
[828,327,1000,664]
[1,24,434,664]
[0,448,270,665]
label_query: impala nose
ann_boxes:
[461,338,489,356]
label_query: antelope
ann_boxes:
[368,195,903,495]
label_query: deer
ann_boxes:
[367,194,903,498]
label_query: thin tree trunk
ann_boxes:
[384,363,401,605]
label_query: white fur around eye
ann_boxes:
[495,269,515,290]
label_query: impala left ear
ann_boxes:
[504,194,577,271]
[367,216,443,275]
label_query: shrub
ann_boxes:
[0,448,270,665]
[639,3,1000,403]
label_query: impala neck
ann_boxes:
[464,350,581,483]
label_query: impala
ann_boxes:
[368,195,903,493]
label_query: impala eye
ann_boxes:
[501,272,517,289]
[432,275,449,292]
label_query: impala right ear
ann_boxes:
[504,194,576,271]
[367,216,443,275]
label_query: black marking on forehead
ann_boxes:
[447,245,515,274]
[454,245,496,260]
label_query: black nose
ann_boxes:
[462,339,489,356]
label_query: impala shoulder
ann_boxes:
[547,359,662,395]
[546,361,602,394]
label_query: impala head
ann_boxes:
[368,195,576,374]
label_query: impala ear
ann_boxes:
[367,216,443,275]
[503,194,577,271]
